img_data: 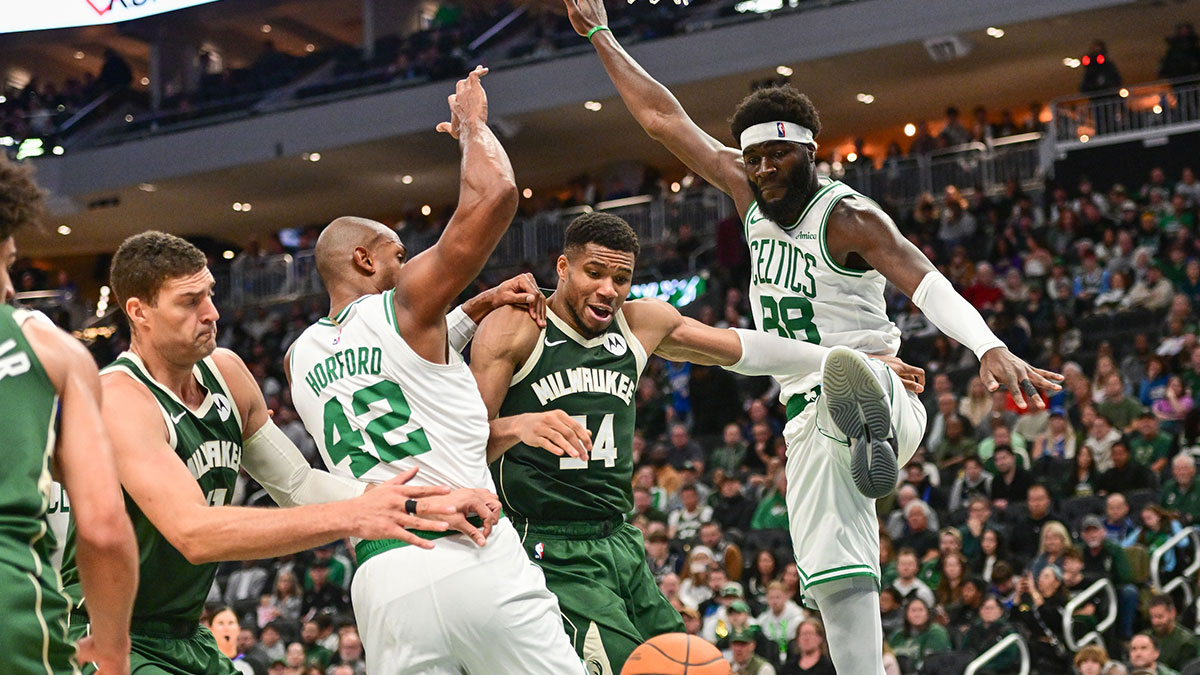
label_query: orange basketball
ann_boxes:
[620,633,731,675]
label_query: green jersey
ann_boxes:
[493,308,646,521]
[61,351,243,624]
[0,306,60,575]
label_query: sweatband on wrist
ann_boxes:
[242,419,366,507]
[739,121,815,151]
[587,25,610,40]
[446,305,478,353]
[727,328,831,376]
[910,271,1006,360]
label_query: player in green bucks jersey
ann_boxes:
[60,231,485,675]
[469,213,924,674]
[0,157,138,675]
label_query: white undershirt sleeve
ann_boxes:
[241,419,365,507]
[910,270,1006,360]
[727,328,832,376]
[446,305,478,353]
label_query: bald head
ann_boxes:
[314,217,401,290]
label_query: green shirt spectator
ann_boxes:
[887,599,952,672]
[1097,372,1147,430]
[1127,413,1175,474]
[1161,454,1200,523]
[750,488,788,531]
[1149,594,1200,670]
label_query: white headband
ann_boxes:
[739,121,815,151]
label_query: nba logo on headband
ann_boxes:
[777,122,786,137]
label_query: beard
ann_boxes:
[749,158,817,226]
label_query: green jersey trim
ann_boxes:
[743,202,760,239]
[334,295,370,324]
[781,180,840,232]
[818,192,867,278]
[510,326,547,386]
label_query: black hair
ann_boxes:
[564,212,639,258]
[729,85,821,145]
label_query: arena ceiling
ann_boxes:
[9,0,1196,258]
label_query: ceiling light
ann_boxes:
[399,175,413,184]
[670,182,681,193]
[1079,134,1090,143]
[223,250,235,260]
[1153,104,1163,115]
[303,152,321,162]
[124,114,134,122]
[522,188,533,199]
[57,225,71,236]
[855,93,874,104]
[233,202,243,211]
[242,202,252,212]
[73,51,85,60]
[1063,57,1081,69]
[261,24,271,33]
[584,101,602,112]
[138,183,156,192]
[904,123,916,137]
[1119,88,1130,98]
[776,65,793,77]
[0,95,6,103]
[421,205,432,216]
[986,27,1005,38]
[51,145,64,155]
[306,43,316,53]
[847,152,858,162]
[140,77,149,86]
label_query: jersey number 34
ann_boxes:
[559,413,617,471]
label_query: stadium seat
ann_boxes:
[1127,489,1158,525]
[1062,496,1106,535]
[1180,657,1200,675]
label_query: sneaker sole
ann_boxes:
[822,346,898,499]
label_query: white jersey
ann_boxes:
[288,290,493,491]
[746,177,901,404]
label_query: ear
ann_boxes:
[352,246,373,275]
[556,254,569,283]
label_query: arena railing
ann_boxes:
[1149,526,1200,593]
[963,632,1029,675]
[1063,578,1118,652]
[1051,75,1200,150]
[211,187,735,308]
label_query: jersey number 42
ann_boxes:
[323,380,432,477]
[559,413,617,471]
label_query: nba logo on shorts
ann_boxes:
[534,542,544,559]
[777,122,786,137]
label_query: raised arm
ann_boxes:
[28,321,136,675]
[394,66,519,337]
[469,305,591,463]
[564,0,752,212]
[827,196,1062,407]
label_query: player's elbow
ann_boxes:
[75,511,135,559]
[480,177,518,217]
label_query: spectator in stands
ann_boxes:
[1066,440,1100,500]
[1074,644,1111,675]
[938,187,977,252]
[749,467,788,538]
[645,530,679,581]
[989,561,1019,610]
[1014,565,1073,675]
[777,619,834,675]
[265,571,303,627]
[1102,492,1142,547]
[699,522,743,579]
[990,444,1033,509]
[898,501,940,560]
[960,593,1020,671]
[1098,442,1156,495]
[1126,263,1175,311]
[679,547,716,609]
[887,597,951,672]
[1127,633,1179,675]
[880,587,904,638]
[960,496,999,562]
[1086,414,1123,471]
[949,456,994,512]
[331,630,365,674]
[1010,484,1060,564]
[1138,504,1186,574]
[1161,453,1200,522]
[909,121,937,156]
[1099,374,1145,431]
[971,528,1010,583]
[1032,521,1071,578]
[1148,594,1199,670]
[1159,22,1200,80]
[964,262,1004,312]
[933,552,968,608]
[1139,357,1171,407]
[668,484,713,543]
[891,548,936,607]
[668,423,705,471]
[710,423,750,477]
[745,550,781,610]
[631,486,669,524]
[297,620,332,669]
[702,582,748,643]
[757,582,805,668]
[1154,376,1194,432]
[938,107,972,147]
[1033,409,1078,469]
[726,625,776,675]
[1129,411,1175,475]
[1079,515,1138,639]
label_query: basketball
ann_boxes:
[620,633,731,675]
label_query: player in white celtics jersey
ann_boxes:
[469,212,923,675]
[288,67,586,675]
[78,231,480,675]
[566,1,1064,672]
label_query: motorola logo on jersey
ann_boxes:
[213,393,232,422]
[603,333,627,357]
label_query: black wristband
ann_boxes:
[405,498,419,515]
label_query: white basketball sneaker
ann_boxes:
[822,346,898,499]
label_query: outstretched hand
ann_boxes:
[436,66,489,139]
[979,346,1064,410]
[563,0,609,37]
[487,273,547,328]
